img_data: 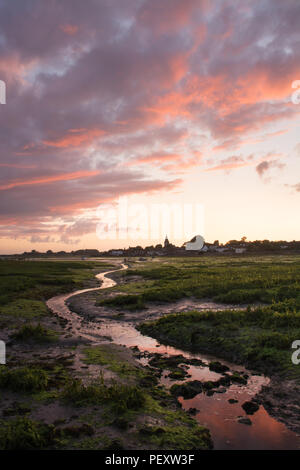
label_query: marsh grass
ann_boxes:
[138,423,213,450]
[98,293,146,310]
[12,323,58,342]
[83,346,160,391]
[0,299,48,320]
[0,258,215,450]
[98,256,300,310]
[0,417,55,450]
[60,377,145,413]
[0,260,113,307]
[83,345,139,377]
[139,305,300,377]
[0,259,113,333]
[0,367,49,392]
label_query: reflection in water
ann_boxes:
[179,382,298,450]
[47,264,300,450]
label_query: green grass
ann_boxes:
[0,260,113,307]
[83,346,160,389]
[60,377,145,413]
[139,305,300,379]
[1,299,48,320]
[0,417,56,450]
[139,392,213,449]
[0,367,50,392]
[98,293,146,310]
[0,259,113,329]
[83,345,140,377]
[97,255,300,381]
[0,258,215,450]
[138,423,213,450]
[12,323,58,342]
[98,255,300,309]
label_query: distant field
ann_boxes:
[99,255,300,311]
[116,255,300,379]
[94,255,300,379]
[0,260,113,321]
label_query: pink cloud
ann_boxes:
[43,128,106,148]
[0,0,300,248]
[0,170,100,191]
[60,24,79,35]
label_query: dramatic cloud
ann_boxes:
[0,0,299,248]
[205,155,250,172]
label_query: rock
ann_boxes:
[63,423,94,437]
[228,398,238,404]
[188,358,206,367]
[167,369,188,380]
[217,374,231,386]
[215,387,227,394]
[170,380,203,399]
[202,381,215,390]
[242,400,260,415]
[139,426,154,436]
[208,361,230,373]
[187,408,199,415]
[263,399,274,408]
[238,417,252,425]
[231,373,247,385]
[139,374,159,387]
[139,425,166,436]
[113,417,129,430]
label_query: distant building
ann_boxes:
[185,235,205,251]
[164,235,170,248]
[215,247,228,253]
[235,248,246,254]
[109,249,124,256]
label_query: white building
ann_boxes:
[235,248,246,254]
[185,235,205,251]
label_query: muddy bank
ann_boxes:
[66,284,300,444]
[67,290,247,323]
[2,313,213,449]
[39,264,214,450]
[138,319,300,439]
[44,264,300,449]
[256,376,300,435]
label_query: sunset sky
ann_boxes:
[0,0,300,254]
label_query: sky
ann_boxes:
[0,0,300,254]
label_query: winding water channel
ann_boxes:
[47,263,300,450]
